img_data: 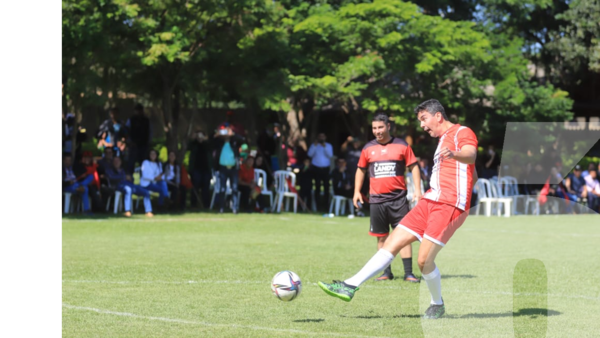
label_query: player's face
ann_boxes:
[372,121,389,141]
[417,110,440,137]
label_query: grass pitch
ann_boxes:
[63,213,600,337]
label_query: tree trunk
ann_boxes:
[62,74,69,118]
[178,96,198,160]
[171,86,181,153]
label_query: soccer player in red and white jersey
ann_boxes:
[319,99,479,319]
[354,113,422,282]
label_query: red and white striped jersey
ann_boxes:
[424,124,478,211]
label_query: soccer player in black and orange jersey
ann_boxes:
[353,113,423,282]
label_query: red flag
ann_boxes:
[538,177,550,205]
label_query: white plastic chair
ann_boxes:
[272,170,298,213]
[329,194,354,216]
[475,179,498,216]
[63,191,83,214]
[499,176,524,215]
[254,168,273,208]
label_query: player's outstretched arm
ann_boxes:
[440,145,477,165]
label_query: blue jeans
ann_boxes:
[118,181,152,213]
[63,174,94,211]
[556,190,578,213]
[145,180,169,206]
[219,167,238,211]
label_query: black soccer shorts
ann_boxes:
[369,198,409,237]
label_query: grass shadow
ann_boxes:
[441,274,477,279]
[446,308,560,319]
[342,308,560,321]
[293,319,325,323]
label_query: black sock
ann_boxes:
[402,257,413,276]
[383,265,392,275]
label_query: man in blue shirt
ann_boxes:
[308,133,334,211]
[213,124,244,214]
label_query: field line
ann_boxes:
[63,279,599,301]
[62,303,391,338]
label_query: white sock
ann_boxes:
[344,249,395,287]
[422,266,443,305]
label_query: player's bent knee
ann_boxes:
[382,230,417,255]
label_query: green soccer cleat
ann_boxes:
[423,302,445,319]
[318,280,359,302]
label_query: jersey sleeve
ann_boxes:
[358,148,368,169]
[404,145,417,167]
[457,127,478,149]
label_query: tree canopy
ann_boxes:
[63,0,587,153]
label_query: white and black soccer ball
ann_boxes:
[271,271,302,301]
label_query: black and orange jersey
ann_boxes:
[358,137,417,204]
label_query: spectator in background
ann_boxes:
[214,124,243,214]
[97,108,126,156]
[341,136,362,188]
[482,144,500,179]
[140,149,169,210]
[419,158,432,190]
[97,147,115,176]
[97,147,116,207]
[584,169,600,212]
[81,151,103,212]
[63,113,87,161]
[272,123,284,171]
[188,127,213,209]
[298,158,313,212]
[164,151,186,211]
[126,104,151,175]
[105,156,154,217]
[331,158,353,199]
[62,153,93,214]
[254,155,274,190]
[257,124,277,170]
[582,163,596,178]
[238,156,262,213]
[307,133,334,212]
[287,139,308,170]
[564,165,587,202]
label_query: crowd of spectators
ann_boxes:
[63,106,599,216]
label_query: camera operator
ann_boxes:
[213,124,244,214]
[307,133,334,212]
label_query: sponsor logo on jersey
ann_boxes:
[374,162,397,178]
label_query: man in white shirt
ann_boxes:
[584,169,600,212]
[307,133,334,211]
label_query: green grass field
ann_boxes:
[63,213,600,337]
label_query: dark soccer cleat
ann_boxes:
[375,272,394,281]
[318,280,359,302]
[404,274,420,283]
[423,302,445,319]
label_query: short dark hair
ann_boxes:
[372,113,390,124]
[134,104,144,112]
[414,99,448,120]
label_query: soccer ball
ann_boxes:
[271,271,302,301]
